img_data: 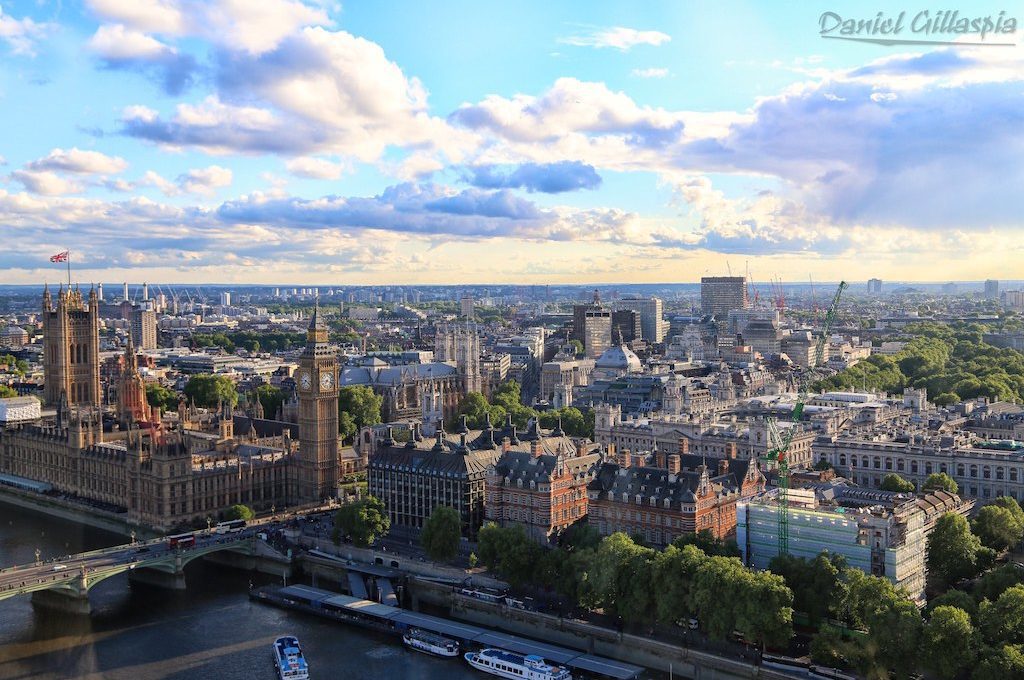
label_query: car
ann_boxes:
[52,564,68,571]
[136,546,150,553]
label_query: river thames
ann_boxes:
[0,502,479,680]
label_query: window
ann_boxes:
[911,461,918,474]
[1011,468,1018,482]
[970,465,978,478]
[958,464,965,477]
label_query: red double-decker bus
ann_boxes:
[168,532,196,549]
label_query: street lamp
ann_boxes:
[130,530,136,546]
[207,516,212,532]
[34,548,41,565]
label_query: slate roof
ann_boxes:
[340,363,459,387]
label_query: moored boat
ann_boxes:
[464,648,571,680]
[402,628,460,657]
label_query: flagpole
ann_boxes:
[66,249,71,289]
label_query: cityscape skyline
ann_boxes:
[1,0,1022,284]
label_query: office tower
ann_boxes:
[131,304,158,350]
[867,278,883,294]
[42,284,101,407]
[142,282,149,301]
[617,296,667,343]
[122,282,129,301]
[220,291,232,307]
[985,279,1000,299]
[700,276,748,319]
[96,282,104,301]
[572,289,603,343]
[583,309,612,359]
[611,309,641,344]
[460,295,475,319]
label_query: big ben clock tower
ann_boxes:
[295,300,339,503]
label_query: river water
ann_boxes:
[0,501,480,680]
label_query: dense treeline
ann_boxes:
[453,380,595,438]
[816,323,1024,404]
[192,331,306,353]
[478,497,1024,676]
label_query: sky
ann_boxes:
[0,0,1022,286]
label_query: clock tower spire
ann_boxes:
[295,297,339,503]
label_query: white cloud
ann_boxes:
[10,170,84,196]
[140,170,179,195]
[559,26,670,51]
[86,0,186,34]
[0,6,50,55]
[26,148,129,175]
[87,0,328,54]
[178,165,233,195]
[632,67,669,79]
[88,23,175,60]
[285,156,346,179]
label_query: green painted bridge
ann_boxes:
[0,531,285,613]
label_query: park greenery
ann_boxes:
[0,385,18,398]
[183,373,238,408]
[338,385,383,443]
[474,496,1024,677]
[816,322,1024,404]
[453,380,595,438]
[420,505,462,562]
[192,331,306,353]
[333,495,390,547]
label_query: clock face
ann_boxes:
[299,372,311,390]
[320,371,334,390]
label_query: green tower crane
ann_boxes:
[762,280,848,557]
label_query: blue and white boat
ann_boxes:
[465,648,571,680]
[273,635,310,680]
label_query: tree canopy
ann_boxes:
[253,383,285,419]
[420,505,462,563]
[224,504,254,521]
[334,495,390,547]
[921,606,975,680]
[973,504,1024,551]
[145,382,179,411]
[880,473,916,493]
[927,512,981,589]
[337,385,382,442]
[183,374,238,408]
[922,472,959,494]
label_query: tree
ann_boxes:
[254,384,285,420]
[979,584,1024,646]
[841,569,922,677]
[568,339,584,357]
[145,383,179,411]
[925,589,977,620]
[653,544,705,624]
[973,644,1024,680]
[468,552,478,569]
[880,473,916,493]
[922,472,959,494]
[454,392,490,429]
[993,496,1024,528]
[421,505,462,563]
[921,606,975,679]
[813,458,834,471]
[975,564,1024,603]
[0,385,17,398]
[183,374,238,408]
[334,495,390,547]
[337,386,382,441]
[927,512,980,589]
[974,504,1024,551]
[224,504,254,521]
[770,552,847,625]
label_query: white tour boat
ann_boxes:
[464,648,572,680]
[273,635,310,680]
[402,628,460,657]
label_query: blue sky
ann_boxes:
[0,0,1022,284]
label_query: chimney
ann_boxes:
[679,438,689,455]
[655,448,667,469]
[718,459,729,476]
[726,442,738,459]
[667,454,681,474]
[531,438,543,457]
[619,448,631,467]
[576,440,587,458]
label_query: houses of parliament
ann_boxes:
[0,285,343,531]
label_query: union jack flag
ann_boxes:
[49,251,69,263]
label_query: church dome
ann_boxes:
[595,345,642,373]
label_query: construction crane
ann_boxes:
[762,280,848,557]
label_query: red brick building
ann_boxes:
[485,427,602,544]
[586,451,764,547]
